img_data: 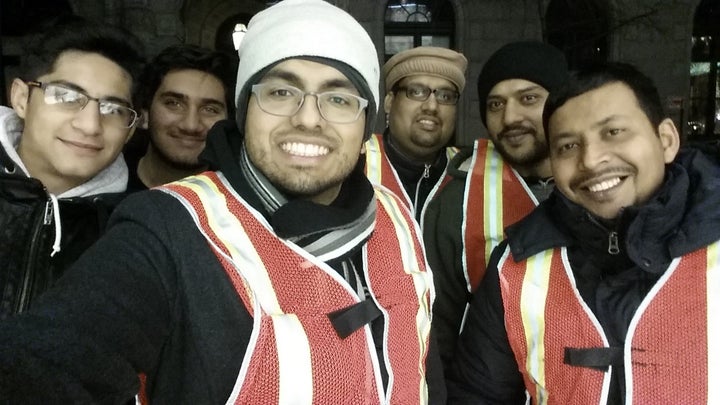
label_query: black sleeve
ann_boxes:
[446,241,527,404]
[423,179,473,372]
[0,192,178,403]
[426,326,448,404]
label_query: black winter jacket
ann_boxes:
[0,120,446,403]
[448,147,720,404]
[0,120,125,319]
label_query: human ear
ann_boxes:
[657,118,680,164]
[139,109,149,130]
[383,92,394,114]
[10,78,30,119]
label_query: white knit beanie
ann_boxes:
[235,0,380,112]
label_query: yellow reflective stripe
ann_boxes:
[520,250,553,405]
[483,142,504,263]
[365,134,383,184]
[171,175,317,403]
[180,176,283,315]
[274,314,313,404]
[708,241,720,404]
[375,189,431,405]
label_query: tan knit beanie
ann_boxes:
[383,46,467,93]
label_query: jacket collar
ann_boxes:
[0,106,128,198]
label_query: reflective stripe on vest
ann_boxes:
[462,139,537,292]
[499,240,720,404]
[364,133,457,228]
[160,172,432,405]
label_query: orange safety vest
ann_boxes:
[364,133,456,227]
[161,172,433,405]
[497,241,720,404]
[461,139,537,292]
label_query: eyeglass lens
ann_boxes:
[404,85,459,105]
[41,83,137,128]
[252,84,366,124]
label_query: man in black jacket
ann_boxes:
[123,44,235,192]
[365,46,467,225]
[0,0,444,402]
[449,63,720,403]
[0,16,144,319]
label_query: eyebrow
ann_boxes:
[158,91,226,107]
[550,114,627,141]
[261,69,357,92]
[487,84,544,99]
[401,80,456,91]
[50,80,132,107]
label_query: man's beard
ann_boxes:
[492,124,549,169]
[149,136,206,171]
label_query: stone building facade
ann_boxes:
[0,0,711,145]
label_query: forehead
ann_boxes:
[262,59,356,91]
[398,74,455,89]
[42,50,133,99]
[157,69,226,100]
[549,82,647,134]
[488,78,546,98]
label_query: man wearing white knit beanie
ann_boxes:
[0,0,445,403]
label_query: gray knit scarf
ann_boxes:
[238,145,376,263]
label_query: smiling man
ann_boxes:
[0,16,144,319]
[124,45,235,191]
[423,41,568,372]
[365,46,467,224]
[449,63,720,404]
[0,0,444,402]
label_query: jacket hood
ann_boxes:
[507,147,720,270]
[0,106,128,198]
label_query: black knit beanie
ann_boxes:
[477,41,569,126]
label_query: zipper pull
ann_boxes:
[608,231,620,255]
[422,164,431,179]
[43,199,54,225]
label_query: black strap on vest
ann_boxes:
[564,347,624,371]
[327,300,382,339]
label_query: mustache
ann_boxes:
[498,123,536,139]
[570,167,636,189]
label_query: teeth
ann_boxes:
[281,142,329,157]
[419,119,435,126]
[587,177,621,192]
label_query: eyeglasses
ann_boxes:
[25,80,138,128]
[397,84,460,105]
[251,83,368,124]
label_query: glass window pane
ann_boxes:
[386,1,433,22]
[421,35,450,48]
[689,62,710,136]
[385,36,414,56]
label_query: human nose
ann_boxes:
[579,140,610,170]
[502,99,522,126]
[71,99,102,136]
[290,93,324,128]
[421,91,439,110]
[178,108,203,133]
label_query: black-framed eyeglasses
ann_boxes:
[25,80,138,129]
[397,84,460,105]
[251,83,368,124]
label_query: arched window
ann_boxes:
[688,0,720,141]
[384,0,455,62]
[545,0,609,69]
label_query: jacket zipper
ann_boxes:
[586,214,620,255]
[16,198,54,313]
[412,164,432,211]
